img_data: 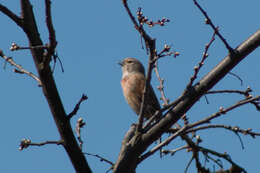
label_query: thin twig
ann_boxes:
[161,145,189,156]
[84,152,114,166]
[76,117,86,150]
[67,94,88,119]
[186,29,217,88]
[187,95,260,130]
[154,60,169,106]
[193,0,234,53]
[143,95,185,131]
[228,72,243,86]
[184,156,194,173]
[205,154,223,169]
[51,51,64,73]
[185,124,260,139]
[140,125,188,162]
[234,132,245,150]
[19,139,63,151]
[197,146,246,173]
[206,88,252,98]
[0,49,42,86]
[137,7,170,28]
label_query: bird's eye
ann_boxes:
[127,60,133,64]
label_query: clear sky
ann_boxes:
[0,1,260,173]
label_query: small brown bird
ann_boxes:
[119,57,161,120]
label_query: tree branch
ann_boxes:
[45,0,57,62]
[193,0,233,53]
[67,94,88,119]
[0,49,42,85]
[186,29,217,88]
[19,138,63,151]
[114,28,260,173]
[0,1,92,172]
[0,3,23,27]
[185,124,260,138]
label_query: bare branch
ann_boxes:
[161,145,189,156]
[154,62,169,105]
[186,29,217,88]
[184,156,194,173]
[141,95,260,162]
[45,0,57,62]
[206,87,252,98]
[0,3,23,27]
[0,49,42,86]
[188,95,260,129]
[140,125,188,162]
[185,124,260,139]
[114,27,260,173]
[228,72,244,86]
[19,138,63,151]
[76,117,86,150]
[197,146,246,173]
[156,44,178,59]
[15,1,92,172]
[193,0,234,53]
[137,8,170,28]
[10,42,48,51]
[84,152,114,166]
[67,94,88,119]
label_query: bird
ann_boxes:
[119,57,161,120]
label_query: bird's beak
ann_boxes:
[118,60,123,66]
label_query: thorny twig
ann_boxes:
[0,49,42,86]
[19,138,63,151]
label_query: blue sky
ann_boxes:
[0,1,260,172]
